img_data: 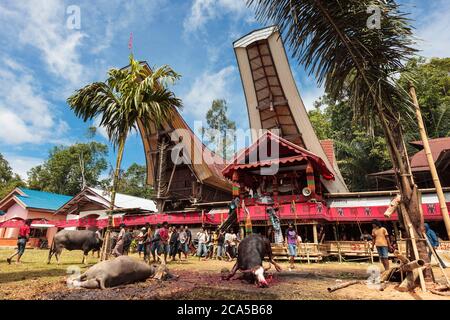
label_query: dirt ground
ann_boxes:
[1,248,450,300]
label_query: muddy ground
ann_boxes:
[1,249,449,300]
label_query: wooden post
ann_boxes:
[306,244,311,264]
[312,222,318,244]
[400,203,427,292]
[333,225,342,263]
[410,84,450,239]
[393,222,400,241]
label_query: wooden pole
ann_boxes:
[327,280,361,293]
[333,225,342,263]
[410,85,450,239]
[312,222,318,244]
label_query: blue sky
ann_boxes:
[0,0,449,180]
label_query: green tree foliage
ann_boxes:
[309,57,450,191]
[27,142,108,196]
[0,153,14,186]
[399,57,450,139]
[200,99,236,160]
[0,153,25,199]
[100,163,153,199]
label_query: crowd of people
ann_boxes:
[110,222,243,264]
[109,221,306,270]
[6,219,443,271]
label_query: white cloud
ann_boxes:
[3,154,44,180]
[0,1,87,87]
[85,0,167,54]
[183,66,236,118]
[0,57,68,145]
[184,0,247,32]
[414,1,450,58]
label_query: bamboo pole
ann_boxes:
[312,222,318,244]
[327,280,361,293]
[410,85,450,239]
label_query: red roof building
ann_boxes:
[370,137,450,189]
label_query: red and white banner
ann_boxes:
[1,201,449,228]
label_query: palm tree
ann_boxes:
[248,0,430,276]
[67,55,182,259]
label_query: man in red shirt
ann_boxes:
[7,219,32,264]
[157,221,169,264]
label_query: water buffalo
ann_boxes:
[225,234,282,287]
[66,256,175,289]
[48,230,103,264]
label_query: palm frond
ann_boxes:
[67,55,182,148]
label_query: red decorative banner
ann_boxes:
[1,201,448,229]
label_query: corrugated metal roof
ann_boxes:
[16,188,73,211]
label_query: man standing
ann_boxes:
[285,224,300,269]
[158,222,170,264]
[169,225,180,262]
[216,229,225,260]
[425,223,439,251]
[184,225,193,256]
[122,227,133,256]
[7,219,32,264]
[371,220,392,271]
[113,223,126,257]
[137,227,146,258]
[424,223,444,267]
[196,227,208,260]
[178,226,188,261]
[225,229,239,261]
[150,224,161,263]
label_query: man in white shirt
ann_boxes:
[196,227,208,260]
[225,230,239,261]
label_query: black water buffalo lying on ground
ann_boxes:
[66,256,176,289]
[48,230,102,264]
[225,234,282,287]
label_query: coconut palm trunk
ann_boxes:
[100,137,126,261]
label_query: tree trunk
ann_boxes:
[100,137,126,261]
[110,137,126,212]
[375,109,431,281]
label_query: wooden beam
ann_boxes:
[250,53,272,60]
[256,99,289,110]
